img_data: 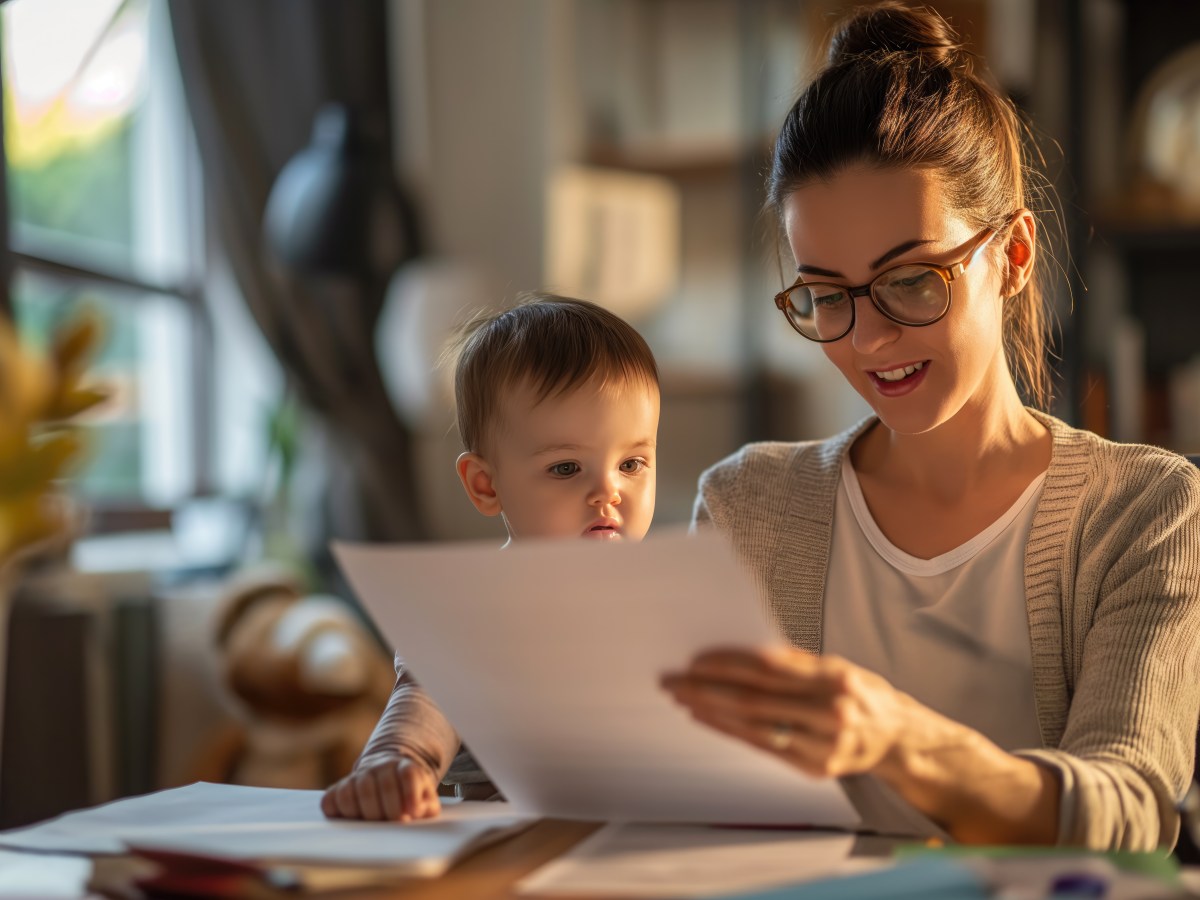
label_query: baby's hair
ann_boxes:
[450,292,659,454]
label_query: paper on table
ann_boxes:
[0,782,533,877]
[334,528,859,828]
[0,848,94,898]
[838,775,949,841]
[517,823,881,897]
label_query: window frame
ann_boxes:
[0,1,215,527]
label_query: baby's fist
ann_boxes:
[321,754,442,822]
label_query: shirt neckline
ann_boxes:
[840,455,1048,576]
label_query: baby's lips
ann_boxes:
[582,520,622,539]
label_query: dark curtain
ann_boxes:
[168,0,425,545]
[0,36,12,323]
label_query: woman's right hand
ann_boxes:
[320,753,442,822]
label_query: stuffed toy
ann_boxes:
[192,569,395,790]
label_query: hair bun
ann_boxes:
[827,2,969,70]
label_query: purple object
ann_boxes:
[1050,873,1108,897]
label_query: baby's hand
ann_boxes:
[321,754,442,822]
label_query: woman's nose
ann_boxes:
[850,296,902,354]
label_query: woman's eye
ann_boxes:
[888,269,935,290]
[549,462,580,478]
[812,289,847,306]
[620,458,647,474]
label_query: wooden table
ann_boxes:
[90,820,604,900]
[91,821,901,899]
[361,820,602,899]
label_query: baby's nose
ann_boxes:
[588,475,621,506]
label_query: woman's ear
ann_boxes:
[1003,209,1037,298]
[456,452,503,516]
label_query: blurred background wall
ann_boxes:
[1,0,1198,826]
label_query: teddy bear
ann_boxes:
[191,568,395,790]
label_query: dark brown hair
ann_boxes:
[768,2,1054,408]
[452,293,659,454]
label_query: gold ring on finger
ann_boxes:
[767,721,794,753]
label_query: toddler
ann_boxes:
[321,293,660,821]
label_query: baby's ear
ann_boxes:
[456,452,503,516]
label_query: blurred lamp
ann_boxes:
[1127,43,1200,212]
[263,104,419,279]
[375,260,499,429]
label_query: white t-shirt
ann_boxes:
[822,456,1046,751]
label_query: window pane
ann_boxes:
[12,269,195,506]
[3,0,192,285]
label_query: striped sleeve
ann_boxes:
[1021,441,1200,851]
[353,652,460,779]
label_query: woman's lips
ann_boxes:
[867,361,929,397]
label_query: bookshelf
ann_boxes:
[1065,0,1200,450]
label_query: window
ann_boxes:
[4,0,201,506]
[3,0,281,514]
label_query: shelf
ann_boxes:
[584,138,771,180]
[1092,194,1200,250]
[1095,222,1200,252]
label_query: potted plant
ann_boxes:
[0,309,108,780]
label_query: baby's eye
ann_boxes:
[548,462,580,478]
[620,458,648,474]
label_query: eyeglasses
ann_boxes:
[773,223,1006,343]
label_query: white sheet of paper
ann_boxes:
[0,849,94,898]
[517,823,884,897]
[0,782,532,875]
[334,529,859,828]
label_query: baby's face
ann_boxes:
[486,377,658,541]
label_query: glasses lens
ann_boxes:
[872,265,949,325]
[783,284,853,341]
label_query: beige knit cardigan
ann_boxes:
[692,410,1200,851]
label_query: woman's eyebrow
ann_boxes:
[796,238,935,276]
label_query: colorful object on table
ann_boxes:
[132,846,302,899]
[1050,871,1110,896]
[715,858,987,899]
[0,309,108,570]
[895,843,1180,881]
[896,843,1181,898]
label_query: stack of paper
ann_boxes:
[0,848,93,897]
[0,782,534,891]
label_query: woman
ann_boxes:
[663,2,1200,851]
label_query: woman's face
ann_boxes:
[781,164,1011,436]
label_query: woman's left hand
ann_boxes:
[662,646,912,779]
